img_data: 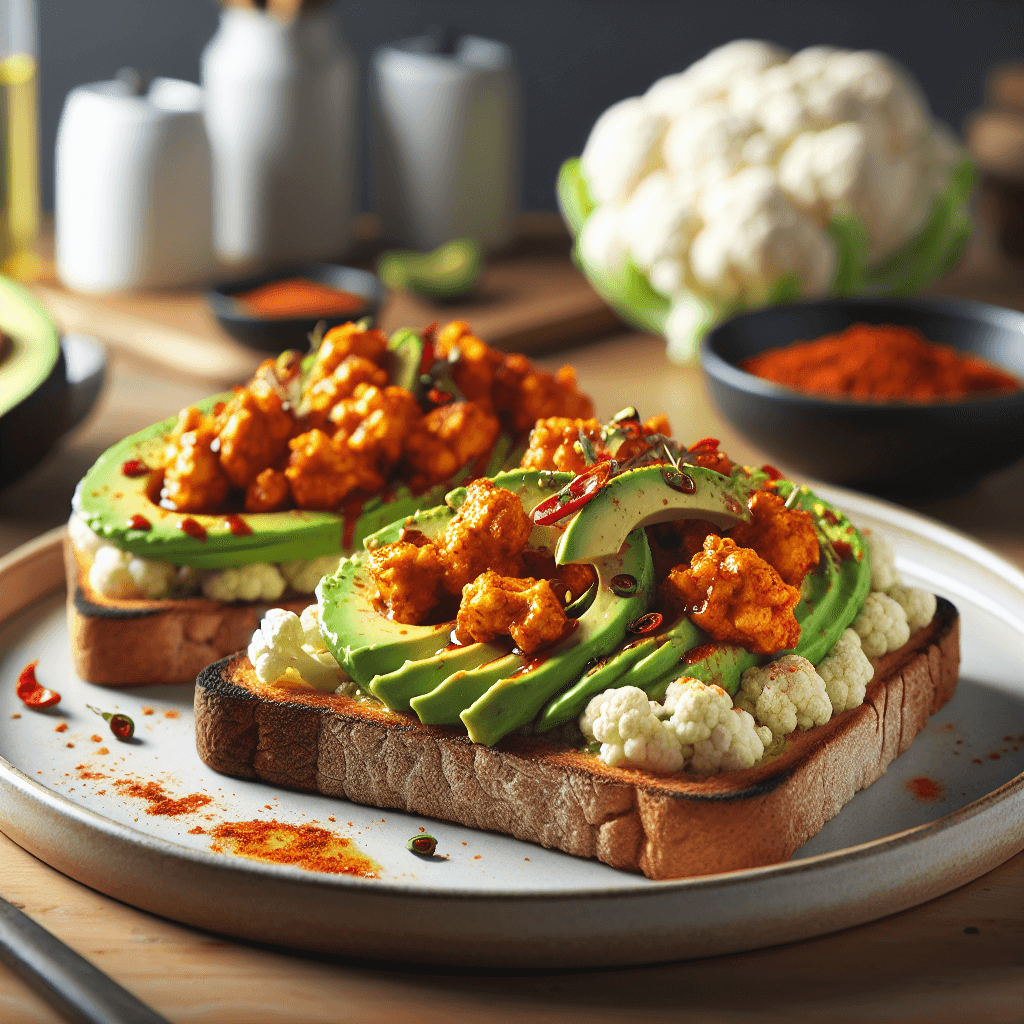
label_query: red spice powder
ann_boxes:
[164,711,179,719]
[906,776,945,802]
[54,722,67,733]
[233,278,367,320]
[113,779,212,817]
[90,734,102,743]
[141,707,154,716]
[741,323,1021,401]
[201,819,380,877]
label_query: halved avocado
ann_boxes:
[377,239,483,300]
[317,469,654,746]
[74,394,514,570]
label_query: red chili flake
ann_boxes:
[832,540,853,560]
[120,458,150,477]
[223,514,252,537]
[16,661,61,709]
[687,437,721,454]
[90,734,103,743]
[128,514,151,531]
[905,776,945,802]
[141,706,154,716]
[178,517,207,541]
[761,464,783,481]
[55,722,67,733]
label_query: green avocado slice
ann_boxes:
[74,394,513,570]
[0,275,60,419]
[554,464,751,565]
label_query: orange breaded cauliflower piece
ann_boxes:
[434,478,533,594]
[520,417,604,474]
[433,320,504,407]
[285,428,384,510]
[643,413,671,437]
[365,540,445,624]
[661,535,801,655]
[519,547,596,604]
[493,354,594,434]
[403,400,502,488]
[216,380,295,489]
[728,490,820,586]
[329,384,422,470]
[455,570,568,654]
[245,467,290,513]
[161,423,230,513]
[307,322,388,387]
[304,355,388,429]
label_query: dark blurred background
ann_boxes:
[37,0,1024,214]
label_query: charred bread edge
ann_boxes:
[193,597,959,879]
[64,538,310,687]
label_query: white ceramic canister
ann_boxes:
[55,77,214,292]
[200,4,357,272]
[371,34,520,252]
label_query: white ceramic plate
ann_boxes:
[0,491,1022,968]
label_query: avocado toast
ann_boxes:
[67,320,593,685]
[193,422,959,878]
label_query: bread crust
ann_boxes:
[65,539,310,687]
[194,597,960,879]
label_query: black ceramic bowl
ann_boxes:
[206,263,387,353]
[701,297,1024,500]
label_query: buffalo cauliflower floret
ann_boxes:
[816,628,874,714]
[886,582,937,633]
[737,654,832,737]
[281,554,345,595]
[365,540,445,624]
[662,677,771,772]
[201,563,286,602]
[852,591,911,657]
[248,606,346,691]
[519,417,605,474]
[580,686,684,773]
[728,488,820,586]
[863,528,899,591]
[455,571,567,654]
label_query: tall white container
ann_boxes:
[201,4,357,272]
[55,77,214,292]
[371,35,520,252]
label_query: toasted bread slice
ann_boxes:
[65,539,310,687]
[194,597,959,879]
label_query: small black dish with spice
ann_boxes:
[701,296,1024,500]
[206,263,387,353]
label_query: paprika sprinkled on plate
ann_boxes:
[905,776,945,802]
[113,779,212,816]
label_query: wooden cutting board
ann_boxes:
[29,213,621,387]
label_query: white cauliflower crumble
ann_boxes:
[816,628,874,714]
[862,529,899,591]
[68,512,105,554]
[248,606,349,692]
[663,678,771,773]
[886,582,937,633]
[853,591,911,658]
[201,563,286,602]
[281,554,345,595]
[581,686,684,773]
[737,654,832,737]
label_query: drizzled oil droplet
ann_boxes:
[661,467,695,493]
[610,573,638,597]
[628,612,663,634]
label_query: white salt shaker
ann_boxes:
[200,2,357,271]
[371,33,520,252]
[55,76,214,292]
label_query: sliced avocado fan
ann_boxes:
[377,239,483,300]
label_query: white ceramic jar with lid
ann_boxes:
[201,0,357,272]
[55,75,214,292]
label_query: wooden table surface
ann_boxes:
[1,221,1022,1023]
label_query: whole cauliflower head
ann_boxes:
[663,677,772,773]
[816,628,874,714]
[737,654,832,737]
[572,41,968,362]
[581,686,684,773]
[852,591,911,657]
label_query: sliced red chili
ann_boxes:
[16,661,61,709]
[120,458,149,478]
[128,514,151,531]
[109,714,135,740]
[688,437,720,452]
[178,517,207,541]
[407,834,437,856]
[761,464,783,481]
[531,461,613,526]
[223,514,252,537]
